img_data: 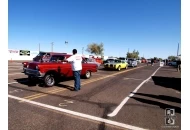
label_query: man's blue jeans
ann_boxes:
[73,71,81,91]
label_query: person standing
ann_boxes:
[65,49,82,91]
[151,58,154,66]
[177,58,181,72]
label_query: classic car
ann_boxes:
[104,59,128,71]
[24,54,98,87]
[146,59,151,64]
[84,58,101,68]
[22,51,67,72]
[118,57,128,63]
[127,58,138,67]
[103,58,117,64]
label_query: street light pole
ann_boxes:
[51,42,54,52]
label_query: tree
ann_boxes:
[126,50,140,59]
[168,56,177,61]
[86,42,104,56]
[158,58,162,61]
[154,57,158,60]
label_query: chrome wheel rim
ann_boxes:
[46,75,54,86]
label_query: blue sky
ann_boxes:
[8,0,181,59]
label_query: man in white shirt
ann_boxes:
[65,49,82,91]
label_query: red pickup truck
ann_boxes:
[22,51,67,72]
[24,54,98,87]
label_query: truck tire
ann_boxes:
[85,70,91,79]
[44,74,55,87]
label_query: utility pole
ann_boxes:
[177,43,179,56]
[82,47,84,55]
[39,43,40,52]
[51,42,54,52]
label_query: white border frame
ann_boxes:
[0,0,8,129]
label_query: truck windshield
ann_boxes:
[50,56,65,62]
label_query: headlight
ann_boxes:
[36,66,39,70]
[27,65,29,68]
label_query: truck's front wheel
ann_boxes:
[44,74,55,87]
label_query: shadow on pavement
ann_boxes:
[152,76,181,92]
[131,97,181,114]
[132,92,181,103]
[55,84,74,91]
[14,77,75,87]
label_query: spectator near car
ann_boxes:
[65,49,82,91]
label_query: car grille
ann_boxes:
[25,69,39,76]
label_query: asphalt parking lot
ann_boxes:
[8,62,181,130]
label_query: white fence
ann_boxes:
[8,49,108,61]
[8,49,39,60]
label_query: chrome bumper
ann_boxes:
[24,68,45,78]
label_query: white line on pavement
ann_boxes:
[8,80,27,84]
[8,95,148,130]
[124,78,144,81]
[8,65,23,68]
[8,82,18,84]
[8,73,24,75]
[8,68,23,70]
[107,67,161,117]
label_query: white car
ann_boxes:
[84,58,101,67]
[127,58,138,67]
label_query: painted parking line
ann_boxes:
[9,66,23,67]
[107,67,161,117]
[9,68,23,70]
[124,77,144,81]
[19,65,146,101]
[9,95,148,130]
[8,80,28,84]
[20,77,113,102]
[8,73,24,75]
[8,82,19,84]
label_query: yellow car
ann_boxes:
[104,60,128,71]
